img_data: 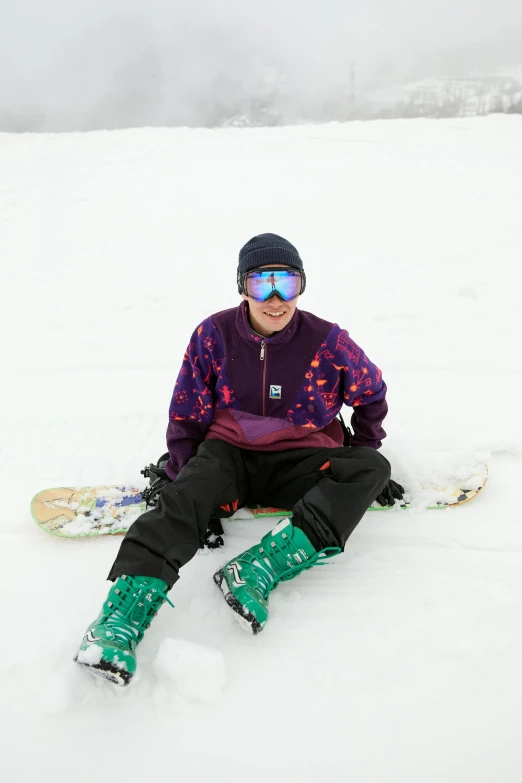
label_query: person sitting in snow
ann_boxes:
[75,233,404,685]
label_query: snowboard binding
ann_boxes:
[140,452,171,507]
[140,453,225,549]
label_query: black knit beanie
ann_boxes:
[238,233,304,278]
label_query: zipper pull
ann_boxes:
[260,340,265,361]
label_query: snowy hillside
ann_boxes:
[368,63,522,117]
[2,114,522,782]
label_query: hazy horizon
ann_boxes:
[1,0,522,131]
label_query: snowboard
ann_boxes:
[31,463,488,539]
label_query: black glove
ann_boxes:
[374,478,405,507]
[201,518,225,550]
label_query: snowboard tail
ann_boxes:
[31,486,146,537]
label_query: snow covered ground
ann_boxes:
[2,114,522,782]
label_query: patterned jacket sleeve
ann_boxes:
[164,320,217,480]
[337,329,388,449]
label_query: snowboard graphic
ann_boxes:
[31,463,488,539]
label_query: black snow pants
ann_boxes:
[108,440,391,589]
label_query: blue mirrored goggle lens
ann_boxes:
[246,269,301,302]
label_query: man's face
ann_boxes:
[241,264,300,337]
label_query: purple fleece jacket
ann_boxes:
[164,302,388,480]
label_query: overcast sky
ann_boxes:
[1,0,521,130]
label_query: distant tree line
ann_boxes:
[1,67,521,132]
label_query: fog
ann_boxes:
[1,0,522,131]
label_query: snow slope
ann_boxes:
[1,115,522,783]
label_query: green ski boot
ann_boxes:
[75,574,173,685]
[213,518,340,634]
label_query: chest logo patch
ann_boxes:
[269,385,282,400]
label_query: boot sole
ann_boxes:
[213,570,263,635]
[74,656,132,686]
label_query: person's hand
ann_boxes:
[201,523,225,550]
[374,478,405,507]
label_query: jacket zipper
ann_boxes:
[260,340,267,416]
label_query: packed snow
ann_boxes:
[153,638,226,704]
[2,115,522,783]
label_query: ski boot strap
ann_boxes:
[275,545,342,585]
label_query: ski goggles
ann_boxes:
[240,268,306,302]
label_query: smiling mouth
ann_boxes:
[264,310,285,318]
